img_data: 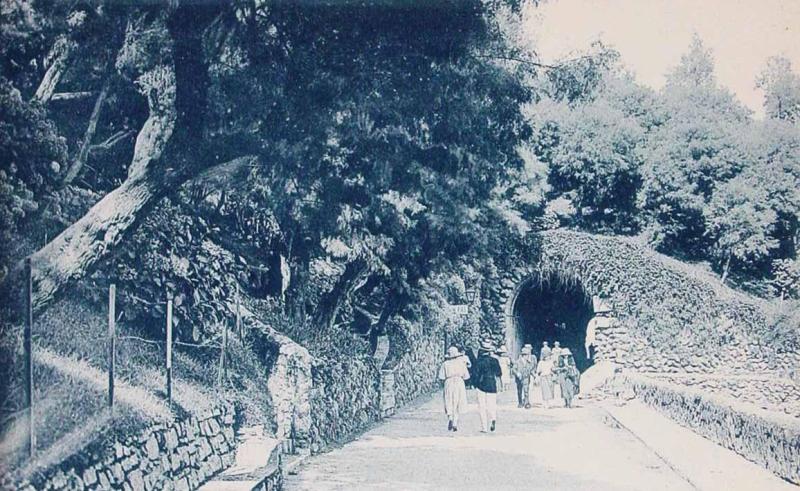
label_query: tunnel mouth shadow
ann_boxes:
[510,275,595,372]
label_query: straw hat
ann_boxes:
[447,346,460,359]
[521,344,533,355]
[560,348,572,356]
[479,341,495,352]
[553,341,561,347]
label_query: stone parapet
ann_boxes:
[12,404,237,491]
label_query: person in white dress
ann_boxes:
[438,346,470,431]
[536,353,556,409]
[496,346,512,391]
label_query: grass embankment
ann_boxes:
[0,294,271,482]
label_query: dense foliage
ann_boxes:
[528,36,800,294]
[1,3,797,348]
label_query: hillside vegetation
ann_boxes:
[0,0,798,482]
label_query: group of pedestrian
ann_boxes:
[438,341,503,433]
[438,339,581,433]
[518,340,581,409]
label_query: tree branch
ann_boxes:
[63,81,111,185]
[471,52,557,70]
[90,129,135,154]
[50,91,96,102]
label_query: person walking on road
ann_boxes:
[438,346,470,431]
[496,346,512,392]
[473,341,502,432]
[536,351,556,409]
[551,341,562,360]
[554,348,580,408]
[512,344,536,408]
[540,341,551,362]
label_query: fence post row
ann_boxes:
[24,258,35,457]
[108,284,116,412]
[166,294,173,406]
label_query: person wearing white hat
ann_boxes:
[536,349,556,409]
[473,341,502,432]
[439,346,470,431]
[540,341,551,361]
[554,348,580,408]
[512,344,536,408]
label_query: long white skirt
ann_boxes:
[443,378,467,417]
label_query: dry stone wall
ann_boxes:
[390,328,444,409]
[651,374,800,418]
[13,405,236,491]
[627,374,800,484]
[307,355,382,453]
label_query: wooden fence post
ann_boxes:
[166,295,173,406]
[235,283,242,339]
[218,321,228,387]
[24,258,35,456]
[108,284,116,412]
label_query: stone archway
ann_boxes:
[508,277,595,372]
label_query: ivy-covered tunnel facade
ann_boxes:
[486,230,799,375]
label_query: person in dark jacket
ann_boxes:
[473,341,502,432]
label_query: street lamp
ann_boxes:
[465,287,478,304]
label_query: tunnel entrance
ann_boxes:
[509,278,595,372]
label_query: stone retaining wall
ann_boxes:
[650,374,800,418]
[627,374,800,484]
[307,356,382,453]
[15,404,237,491]
[391,329,444,409]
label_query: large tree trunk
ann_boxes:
[2,5,240,318]
[29,54,177,311]
[5,11,185,315]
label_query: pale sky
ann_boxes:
[523,0,800,117]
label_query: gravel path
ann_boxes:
[285,389,695,490]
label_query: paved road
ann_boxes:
[285,389,695,490]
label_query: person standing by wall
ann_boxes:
[438,346,470,431]
[473,341,502,432]
[512,344,537,408]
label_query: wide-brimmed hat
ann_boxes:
[560,348,572,356]
[521,344,533,355]
[447,346,460,359]
[479,341,494,352]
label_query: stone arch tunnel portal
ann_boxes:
[509,278,596,372]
